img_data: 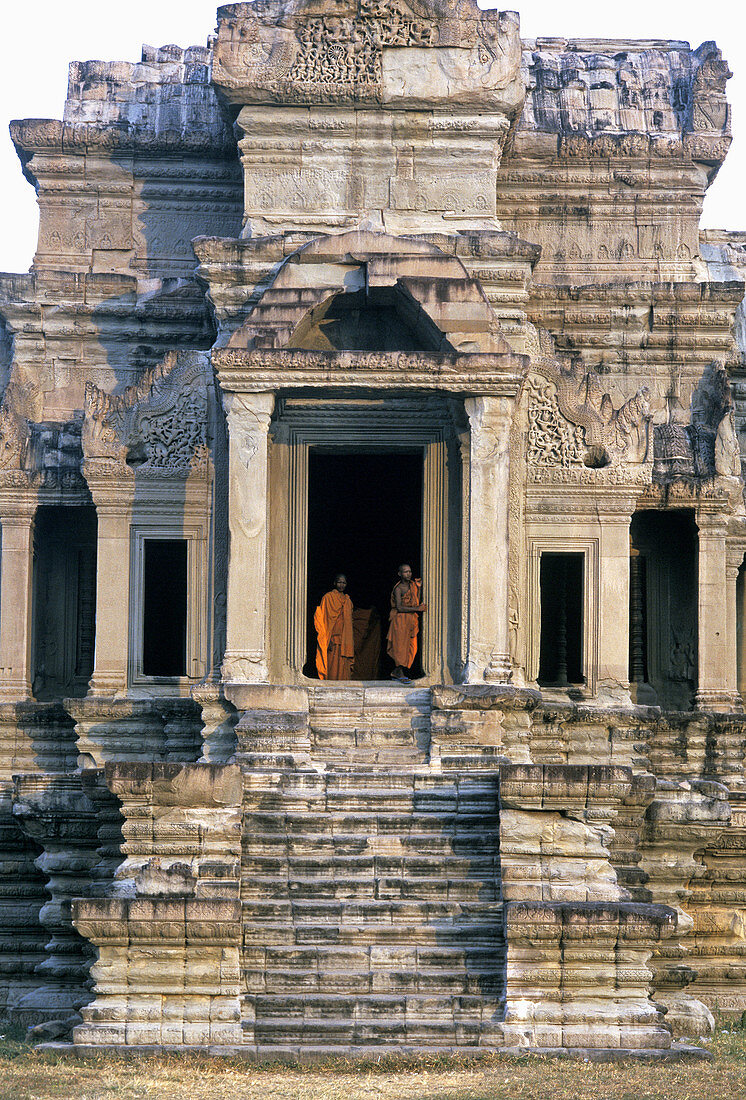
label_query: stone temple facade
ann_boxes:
[1,0,746,1058]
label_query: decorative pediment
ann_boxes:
[524,329,652,472]
[225,229,515,358]
[82,352,210,478]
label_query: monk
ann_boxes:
[314,573,355,680]
[387,563,427,684]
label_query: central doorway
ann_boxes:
[305,450,424,679]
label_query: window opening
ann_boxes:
[538,552,584,686]
[142,539,187,677]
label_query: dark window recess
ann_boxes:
[538,553,584,686]
[142,540,187,677]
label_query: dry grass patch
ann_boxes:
[0,1030,744,1100]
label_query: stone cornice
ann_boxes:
[10,119,237,160]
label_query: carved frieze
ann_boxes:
[214,347,527,397]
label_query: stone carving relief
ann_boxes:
[526,375,586,468]
[82,351,210,476]
[0,401,29,471]
[650,366,742,484]
[0,374,42,473]
[524,329,652,469]
[213,0,521,106]
[526,41,731,139]
[691,44,732,133]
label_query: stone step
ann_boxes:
[250,992,504,1020]
[237,755,502,1048]
[252,1015,504,1045]
[243,834,500,858]
[308,746,428,765]
[244,944,507,969]
[241,796,498,818]
[309,716,429,734]
[244,853,501,888]
[243,787,498,812]
[244,811,500,835]
[242,922,505,947]
[241,899,503,924]
[241,875,499,901]
[242,769,495,795]
[244,966,506,996]
[307,685,432,711]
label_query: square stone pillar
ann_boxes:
[597,511,633,704]
[221,392,275,686]
[463,396,513,684]
[0,500,35,702]
[88,502,132,697]
[695,513,741,712]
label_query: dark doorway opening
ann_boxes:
[538,552,584,687]
[32,505,97,700]
[629,510,697,709]
[306,451,424,679]
[142,539,187,677]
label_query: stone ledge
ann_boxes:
[58,1041,711,1062]
[505,899,677,940]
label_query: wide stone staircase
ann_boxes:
[239,688,507,1054]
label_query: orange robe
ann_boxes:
[386,579,422,670]
[314,590,354,680]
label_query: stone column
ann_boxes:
[0,500,35,702]
[695,512,740,712]
[88,497,132,697]
[221,392,274,685]
[463,396,513,683]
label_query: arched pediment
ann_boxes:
[226,229,514,357]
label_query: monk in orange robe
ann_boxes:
[386,564,427,684]
[314,573,355,680]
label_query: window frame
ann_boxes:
[528,537,599,695]
[128,524,205,687]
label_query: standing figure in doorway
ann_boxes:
[387,563,427,684]
[314,573,355,680]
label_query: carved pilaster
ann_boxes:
[0,497,36,702]
[695,512,741,713]
[597,509,634,705]
[85,478,134,698]
[221,392,274,688]
[463,396,513,684]
[726,551,745,714]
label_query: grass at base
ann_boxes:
[0,1027,744,1100]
